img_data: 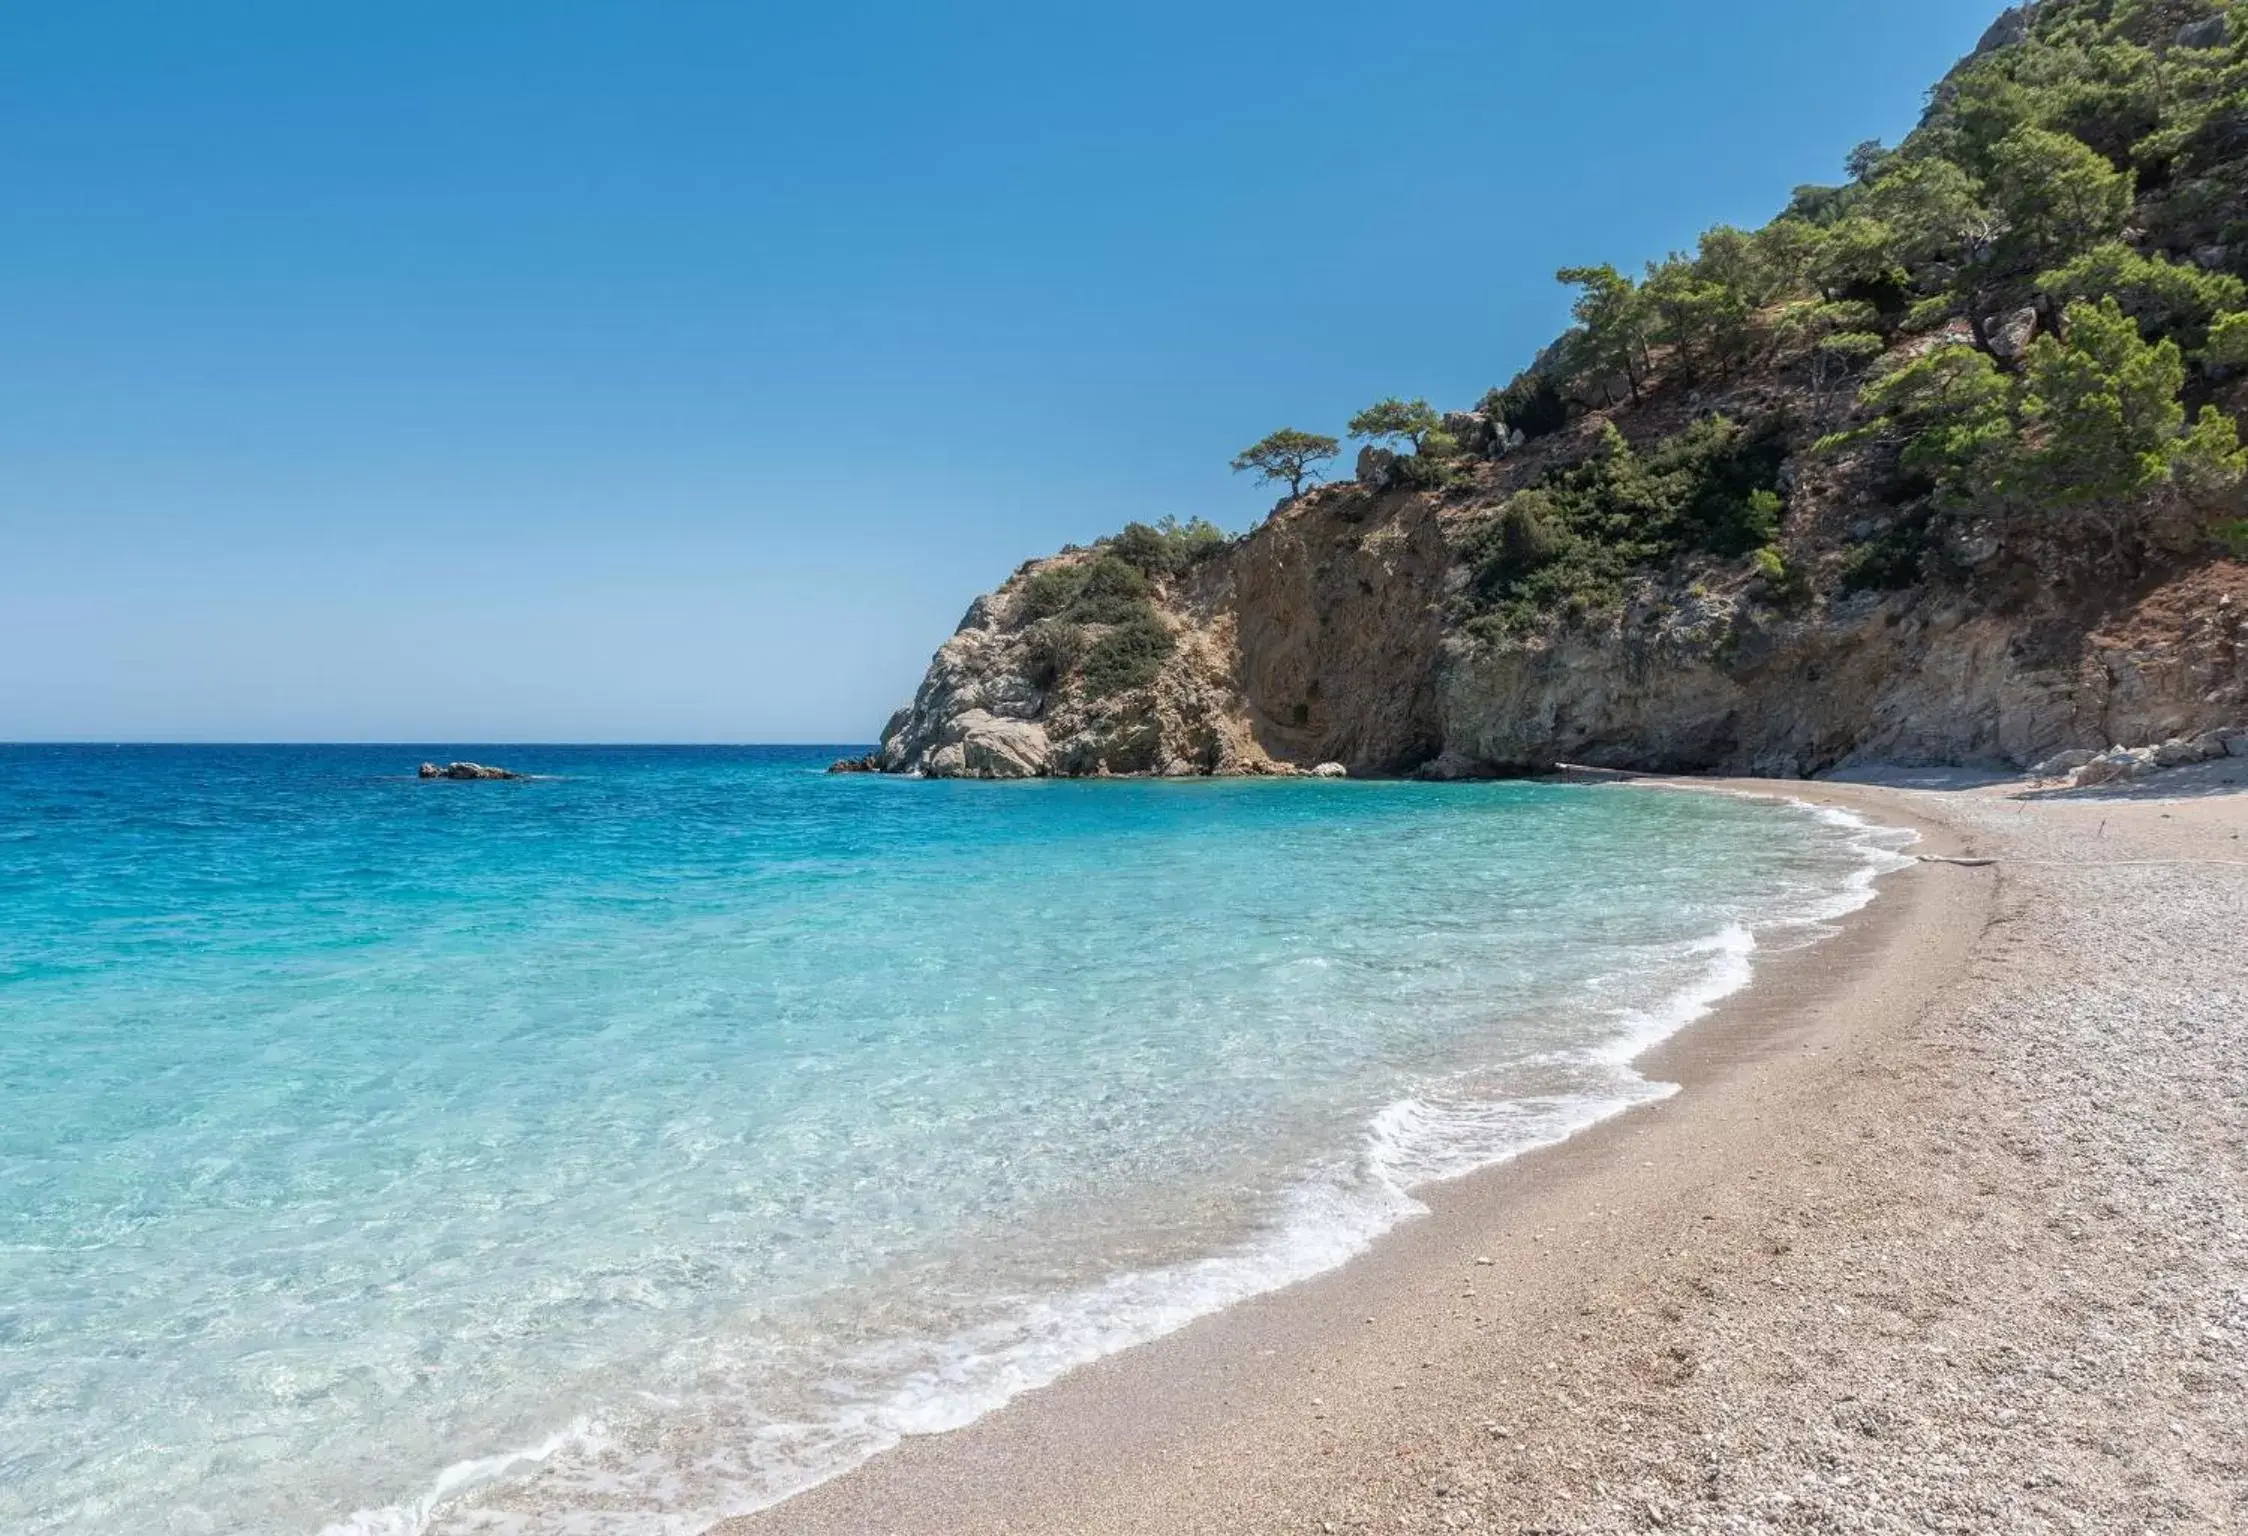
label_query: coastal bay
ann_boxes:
[16,3,2248,1530]
[0,749,1905,1534]
[726,765,2248,1533]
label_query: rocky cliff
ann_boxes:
[865,395,2248,781]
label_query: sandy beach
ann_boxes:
[720,762,2248,1535]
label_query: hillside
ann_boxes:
[857,0,2248,780]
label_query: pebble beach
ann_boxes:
[725,762,2248,1534]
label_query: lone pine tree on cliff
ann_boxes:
[1230,428,1341,499]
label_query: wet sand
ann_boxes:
[719,764,2248,1534]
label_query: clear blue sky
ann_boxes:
[2,1,1997,743]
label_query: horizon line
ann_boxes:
[0,739,879,749]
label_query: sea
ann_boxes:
[0,744,1914,1534]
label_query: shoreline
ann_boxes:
[332,774,1902,1536]
[716,774,2047,1535]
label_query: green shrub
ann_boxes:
[1017,552,1170,628]
[1394,447,1474,491]
[1079,611,1174,697]
[1641,416,1793,556]
[1017,564,1089,622]
[1841,518,1931,593]
[1020,619,1085,688]
[2206,310,2248,368]
[1107,516,1228,576]
[1063,556,1153,624]
[1750,543,1814,608]
[1495,495,1563,573]
[1902,295,1957,333]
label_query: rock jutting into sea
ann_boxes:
[863,480,2248,782]
[418,761,525,781]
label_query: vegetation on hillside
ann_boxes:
[1461,418,1791,635]
[1209,0,2248,639]
[1022,0,2248,704]
[1468,0,2248,630]
[1009,517,1228,699]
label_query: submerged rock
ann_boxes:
[418,761,524,781]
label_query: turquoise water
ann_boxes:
[0,746,1909,1534]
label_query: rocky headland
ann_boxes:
[862,1,2248,783]
[865,442,2248,782]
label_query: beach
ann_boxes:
[722,764,2248,1534]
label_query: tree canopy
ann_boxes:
[1347,398,1442,453]
[1230,428,1341,499]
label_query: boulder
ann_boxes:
[1987,306,2040,361]
[1308,762,1349,779]
[944,710,1053,780]
[2151,738,2198,767]
[826,754,881,774]
[2226,727,2248,759]
[1355,446,1399,488]
[1441,411,1500,458]
[2029,747,2098,778]
[2072,747,2155,786]
[419,761,524,781]
[2178,14,2228,49]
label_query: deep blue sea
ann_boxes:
[0,745,1911,1534]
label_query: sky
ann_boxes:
[1,1,2001,743]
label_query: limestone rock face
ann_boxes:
[868,417,2248,783]
[874,550,1288,780]
[1975,4,2037,56]
[930,711,1053,780]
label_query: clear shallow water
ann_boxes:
[0,745,1911,1534]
